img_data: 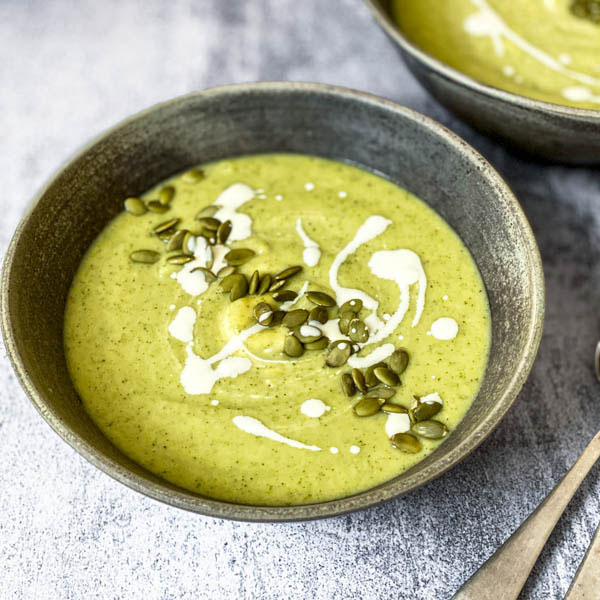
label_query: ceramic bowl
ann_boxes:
[364,0,600,165]
[1,82,544,521]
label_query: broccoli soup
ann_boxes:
[64,154,490,506]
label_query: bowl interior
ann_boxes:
[1,83,543,521]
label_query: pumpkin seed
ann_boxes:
[217,265,236,278]
[389,349,409,375]
[381,403,408,414]
[325,342,351,367]
[309,306,328,324]
[157,230,175,242]
[196,205,219,219]
[351,368,368,394]
[273,290,297,303]
[274,265,302,281]
[159,185,175,205]
[230,275,248,301]
[297,324,322,343]
[340,373,356,397]
[257,274,272,295]
[412,420,448,440]
[167,254,194,265]
[153,218,180,234]
[124,197,147,215]
[258,311,274,325]
[225,248,255,266]
[253,302,273,320]
[365,362,387,387]
[268,310,285,327]
[220,273,246,292]
[284,334,304,358]
[390,432,422,454]
[181,231,196,256]
[282,309,309,328]
[411,398,442,423]
[304,337,329,350]
[364,387,396,400]
[147,200,169,214]
[130,249,159,264]
[306,291,336,307]
[339,299,363,314]
[182,168,204,183]
[348,319,369,343]
[338,315,352,335]
[196,216,221,231]
[374,366,400,387]
[353,397,382,417]
[166,229,186,252]
[217,220,232,244]
[248,270,260,295]
[269,279,286,292]
[190,266,216,282]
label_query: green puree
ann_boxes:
[392,0,600,109]
[64,154,490,506]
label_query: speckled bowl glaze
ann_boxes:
[365,0,600,165]
[1,82,544,521]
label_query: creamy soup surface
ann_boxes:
[392,0,600,109]
[64,154,491,505]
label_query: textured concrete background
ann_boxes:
[1,1,599,598]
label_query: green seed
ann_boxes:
[339,299,363,314]
[182,231,196,256]
[257,274,272,295]
[570,0,600,24]
[325,342,351,367]
[329,339,355,352]
[304,337,329,350]
[254,302,273,320]
[412,420,448,440]
[296,325,322,343]
[196,205,219,219]
[364,387,396,400]
[248,270,260,295]
[182,168,204,183]
[274,265,303,281]
[230,275,248,301]
[220,273,246,292]
[196,217,221,231]
[167,254,194,265]
[365,362,387,387]
[217,220,232,245]
[269,279,286,292]
[147,200,169,214]
[374,366,400,387]
[153,218,180,234]
[381,403,408,414]
[273,290,297,303]
[268,310,285,327]
[389,349,409,375]
[353,397,382,417]
[190,266,216,282]
[129,249,159,264]
[411,398,442,423]
[124,197,147,215]
[217,265,236,278]
[338,315,351,335]
[282,309,309,328]
[340,373,356,397]
[284,334,304,358]
[159,185,175,205]
[306,291,336,307]
[390,432,422,454]
[351,368,368,394]
[309,306,328,324]
[166,229,186,252]
[348,319,369,343]
[225,248,255,266]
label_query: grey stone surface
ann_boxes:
[0,0,598,598]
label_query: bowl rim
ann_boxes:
[1,81,545,522]
[364,0,600,121]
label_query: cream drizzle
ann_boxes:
[232,416,321,451]
[464,0,600,90]
[168,306,196,342]
[300,399,330,418]
[385,413,411,438]
[428,317,459,340]
[295,218,321,267]
[212,183,255,242]
[171,237,222,296]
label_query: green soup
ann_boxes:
[392,0,600,109]
[64,154,490,506]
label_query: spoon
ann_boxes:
[453,342,600,600]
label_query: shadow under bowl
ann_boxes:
[365,0,600,165]
[1,82,544,521]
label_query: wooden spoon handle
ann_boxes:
[453,431,600,600]
[564,519,600,599]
